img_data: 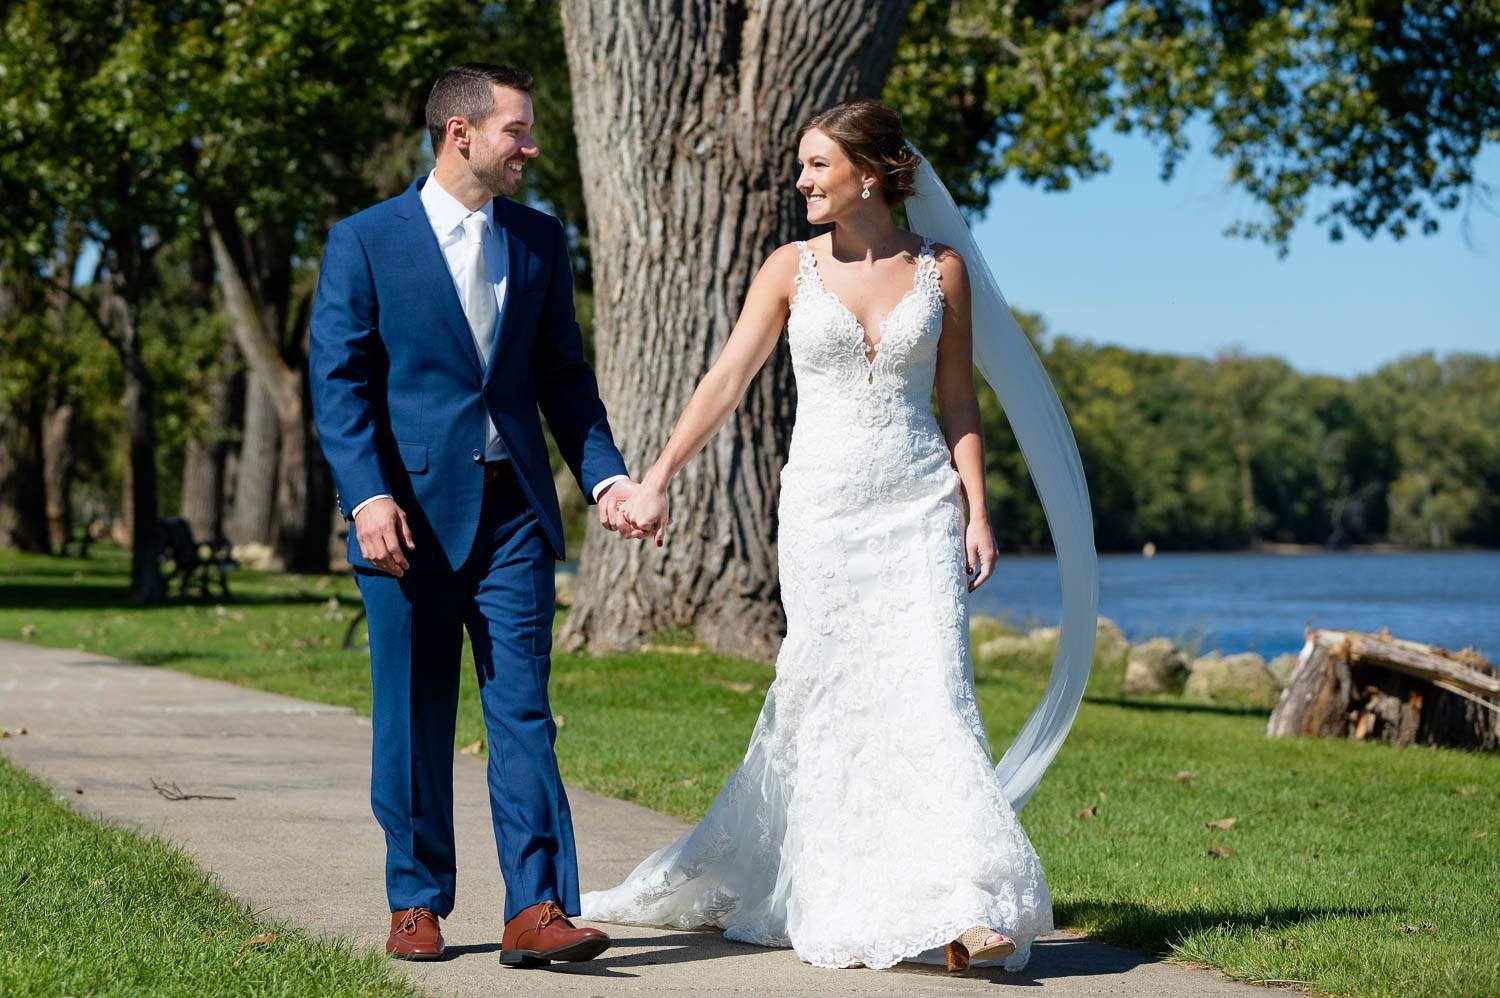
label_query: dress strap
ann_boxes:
[793,240,820,293]
[915,236,940,290]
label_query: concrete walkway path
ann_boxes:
[0,640,1264,995]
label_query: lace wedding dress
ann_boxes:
[580,237,1053,971]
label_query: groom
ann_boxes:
[310,62,640,967]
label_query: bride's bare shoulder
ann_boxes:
[927,241,968,281]
[757,241,806,282]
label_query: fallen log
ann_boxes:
[1266,629,1499,750]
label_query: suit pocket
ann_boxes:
[396,440,428,474]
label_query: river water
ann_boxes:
[968,550,1500,659]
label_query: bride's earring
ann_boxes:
[860,186,871,200]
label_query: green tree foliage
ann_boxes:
[986,328,1500,552]
[888,0,1500,251]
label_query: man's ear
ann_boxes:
[446,116,469,153]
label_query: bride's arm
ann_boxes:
[622,244,800,539]
[933,247,997,590]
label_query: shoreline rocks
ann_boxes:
[971,613,1301,710]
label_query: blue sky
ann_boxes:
[969,128,1499,378]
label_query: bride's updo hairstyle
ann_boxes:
[796,98,920,205]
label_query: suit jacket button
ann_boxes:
[471,449,483,463]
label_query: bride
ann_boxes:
[583,99,1098,973]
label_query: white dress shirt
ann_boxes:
[350,173,624,520]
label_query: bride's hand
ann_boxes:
[965,519,997,591]
[621,483,670,547]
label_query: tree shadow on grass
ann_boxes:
[1083,696,1271,718]
[0,583,340,613]
[130,649,231,667]
[1054,899,1388,955]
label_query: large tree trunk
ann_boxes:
[558,1,914,660]
[180,349,235,543]
[230,376,279,546]
[0,402,49,552]
[0,269,51,552]
[41,401,75,553]
[206,205,330,572]
[105,286,164,604]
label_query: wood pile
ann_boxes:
[1266,629,1499,750]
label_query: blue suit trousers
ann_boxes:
[355,463,577,921]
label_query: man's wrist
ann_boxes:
[592,474,629,502]
[350,494,393,520]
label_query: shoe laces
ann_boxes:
[397,908,436,935]
[536,900,569,931]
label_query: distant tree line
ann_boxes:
[983,320,1500,552]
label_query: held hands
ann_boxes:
[354,498,415,577]
[965,517,997,592]
[599,478,669,547]
[597,479,669,546]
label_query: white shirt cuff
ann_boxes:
[592,475,629,503]
[349,494,392,520]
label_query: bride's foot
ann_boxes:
[944,926,1015,972]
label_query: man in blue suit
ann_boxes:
[310,62,640,968]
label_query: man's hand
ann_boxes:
[353,498,415,577]
[597,479,650,541]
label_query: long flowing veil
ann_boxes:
[904,147,1100,812]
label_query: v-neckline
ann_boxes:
[802,240,931,366]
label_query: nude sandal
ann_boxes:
[944,926,1016,972]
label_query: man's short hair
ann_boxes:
[425,63,534,152]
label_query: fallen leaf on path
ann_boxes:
[1077,804,1097,820]
[15,728,26,736]
[1206,817,1237,830]
[74,788,83,795]
[459,738,485,756]
[1174,770,1197,782]
[1207,846,1234,859]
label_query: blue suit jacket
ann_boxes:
[309,178,628,570]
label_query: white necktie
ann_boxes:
[458,213,498,364]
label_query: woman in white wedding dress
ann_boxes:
[582,100,1064,973]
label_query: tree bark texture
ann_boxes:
[558,0,915,660]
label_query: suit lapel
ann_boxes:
[393,180,484,378]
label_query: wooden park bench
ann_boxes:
[158,517,236,599]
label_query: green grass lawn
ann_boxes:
[2,546,1497,997]
[0,754,415,996]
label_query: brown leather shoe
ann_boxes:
[500,899,610,967]
[386,907,446,960]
